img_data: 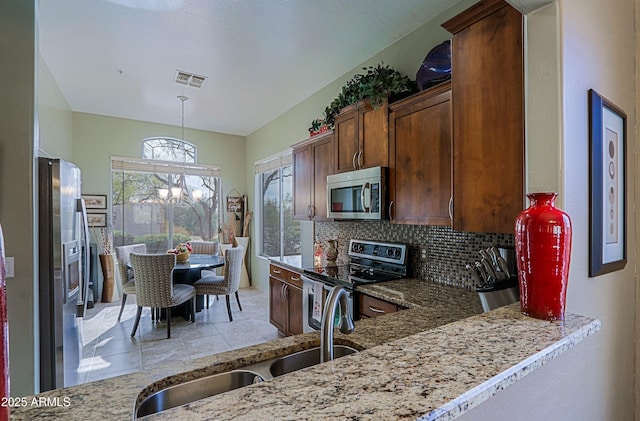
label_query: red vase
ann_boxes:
[515,192,572,320]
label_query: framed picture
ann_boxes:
[82,194,107,209]
[226,196,243,213]
[87,213,107,228]
[589,89,627,277]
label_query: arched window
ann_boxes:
[142,137,196,163]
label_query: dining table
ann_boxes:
[172,254,225,319]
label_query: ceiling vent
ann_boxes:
[175,70,207,88]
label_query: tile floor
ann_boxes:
[77,287,280,384]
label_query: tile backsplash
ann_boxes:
[315,221,514,290]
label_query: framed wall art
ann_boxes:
[87,213,107,228]
[82,194,107,209]
[588,89,627,277]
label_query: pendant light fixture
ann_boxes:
[173,95,189,203]
[178,94,188,141]
[157,95,202,203]
[179,95,203,202]
[157,96,188,202]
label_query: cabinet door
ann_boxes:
[292,144,312,220]
[389,87,452,225]
[443,1,524,233]
[269,277,288,334]
[311,135,333,221]
[333,108,359,173]
[359,101,389,169]
[286,284,304,335]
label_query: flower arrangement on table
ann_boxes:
[167,241,193,262]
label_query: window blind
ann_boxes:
[111,156,220,177]
[254,150,292,174]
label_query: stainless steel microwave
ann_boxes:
[326,166,387,220]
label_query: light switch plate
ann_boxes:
[5,257,14,278]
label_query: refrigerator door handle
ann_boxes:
[77,198,91,318]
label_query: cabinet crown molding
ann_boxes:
[442,0,511,34]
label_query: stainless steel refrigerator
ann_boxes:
[38,158,91,391]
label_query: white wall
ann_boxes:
[38,57,73,159]
[71,112,246,211]
[459,0,636,419]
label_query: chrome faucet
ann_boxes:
[320,286,355,363]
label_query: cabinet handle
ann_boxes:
[352,152,358,170]
[367,305,386,314]
[283,284,289,299]
[357,151,363,169]
[310,205,316,219]
[448,196,453,220]
[272,269,281,274]
[388,200,394,221]
[281,283,286,299]
[290,275,300,281]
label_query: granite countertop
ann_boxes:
[10,279,601,420]
[269,256,303,272]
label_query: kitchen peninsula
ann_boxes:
[10,279,600,420]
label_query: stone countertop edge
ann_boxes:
[268,257,303,273]
[138,305,601,421]
[418,314,602,420]
[8,279,601,420]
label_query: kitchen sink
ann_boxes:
[134,345,359,418]
[269,345,358,377]
[134,369,265,418]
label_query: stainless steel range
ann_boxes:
[301,239,408,332]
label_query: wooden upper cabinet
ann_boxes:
[389,83,452,225]
[334,108,359,173]
[312,135,333,221]
[442,0,524,234]
[292,131,334,221]
[292,144,313,220]
[334,99,389,173]
[359,101,389,169]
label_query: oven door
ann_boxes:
[302,275,353,332]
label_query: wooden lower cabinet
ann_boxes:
[357,293,404,319]
[269,277,288,334]
[287,284,303,336]
[269,263,303,336]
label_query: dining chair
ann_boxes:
[194,245,243,322]
[114,243,147,322]
[191,240,222,305]
[189,241,220,255]
[129,253,196,339]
